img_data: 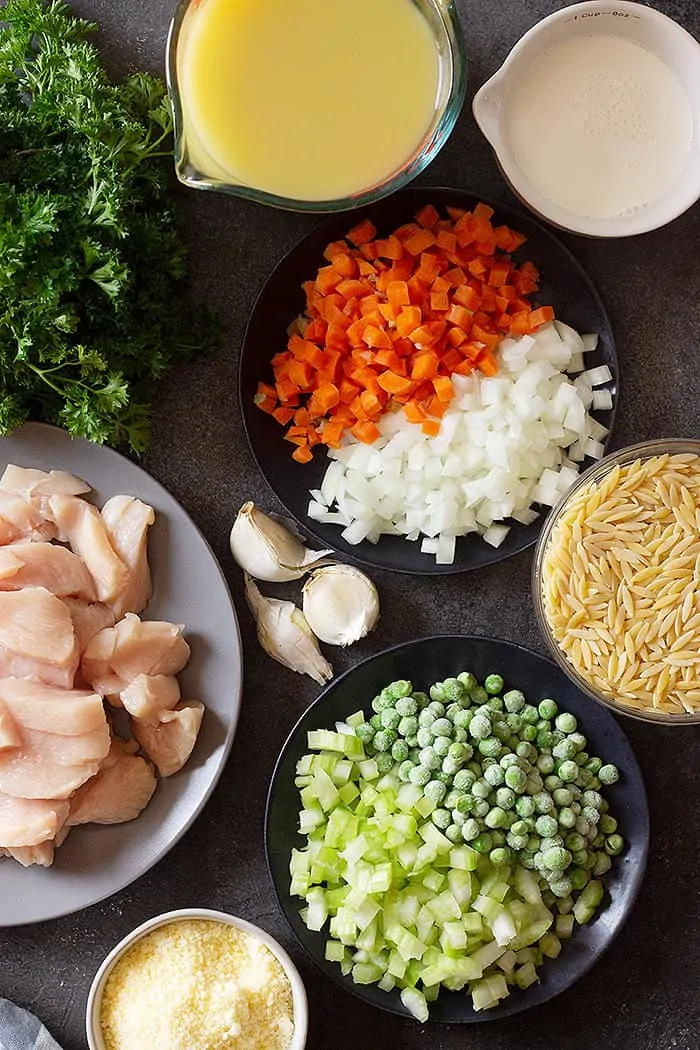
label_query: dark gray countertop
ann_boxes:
[2,1,700,1048]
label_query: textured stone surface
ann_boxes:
[1,2,700,1048]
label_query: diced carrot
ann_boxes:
[446,205,467,221]
[415,203,440,229]
[395,306,422,338]
[292,445,313,463]
[378,302,399,324]
[411,353,439,381]
[272,406,295,425]
[444,266,467,288]
[421,419,441,437]
[360,389,383,418]
[256,380,278,401]
[323,240,349,261]
[312,382,340,413]
[376,371,413,396]
[375,235,404,260]
[453,360,474,376]
[447,326,467,348]
[430,291,450,312]
[528,305,555,329]
[337,278,370,299]
[346,219,377,246]
[387,280,411,307]
[427,395,448,417]
[473,202,494,221]
[294,407,311,426]
[339,378,360,404]
[404,229,436,256]
[254,395,276,415]
[433,375,454,403]
[374,348,402,371]
[447,304,474,330]
[477,350,499,377]
[321,419,344,447]
[436,230,457,253]
[276,377,300,403]
[471,325,500,353]
[403,400,428,424]
[351,419,381,444]
[441,348,463,373]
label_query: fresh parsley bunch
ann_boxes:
[0,0,217,452]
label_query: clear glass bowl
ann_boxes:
[532,439,700,725]
[165,0,467,212]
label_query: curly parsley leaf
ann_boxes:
[0,0,218,453]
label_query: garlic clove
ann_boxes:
[302,564,380,647]
[244,575,333,685]
[230,502,333,582]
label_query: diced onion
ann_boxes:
[308,322,612,564]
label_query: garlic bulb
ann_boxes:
[302,564,379,646]
[244,575,333,685]
[230,502,332,582]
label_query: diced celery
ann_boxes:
[338,782,360,806]
[356,918,379,952]
[340,957,353,976]
[423,869,445,893]
[514,866,543,905]
[354,896,381,931]
[345,710,366,729]
[492,908,517,947]
[447,868,472,907]
[378,972,395,992]
[357,758,379,781]
[325,939,347,963]
[449,845,479,871]
[298,807,325,834]
[513,961,540,990]
[387,924,427,961]
[539,931,562,959]
[496,949,517,975]
[398,893,421,926]
[440,920,467,952]
[330,759,353,786]
[296,754,314,776]
[419,822,452,853]
[377,773,400,793]
[305,887,328,931]
[471,979,498,1012]
[485,972,509,1002]
[290,873,310,897]
[415,794,436,818]
[462,912,483,936]
[412,843,438,872]
[312,769,340,812]
[387,948,407,979]
[428,890,461,923]
[555,913,575,940]
[400,986,429,1023]
[423,983,440,1003]
[396,842,418,871]
[557,895,574,915]
[573,879,604,924]
[472,894,502,923]
[352,962,383,984]
[307,729,348,752]
[416,904,435,943]
[397,782,423,810]
[469,939,504,973]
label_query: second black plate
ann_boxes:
[240,188,618,575]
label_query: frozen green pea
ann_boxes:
[582,790,604,809]
[549,877,573,898]
[453,728,469,746]
[485,806,508,829]
[473,799,490,818]
[470,686,489,705]
[468,714,492,740]
[418,709,436,729]
[376,752,394,773]
[554,712,577,734]
[397,760,414,782]
[520,704,539,725]
[370,713,383,730]
[504,766,528,794]
[484,764,506,787]
[398,715,418,739]
[484,674,504,695]
[409,764,431,786]
[478,737,502,758]
[451,809,467,827]
[419,746,440,770]
[515,795,536,818]
[558,760,579,783]
[569,867,588,890]
[431,717,452,738]
[472,833,494,854]
[553,788,574,807]
[425,779,447,804]
[495,787,516,810]
[452,709,473,731]
[534,793,555,815]
[472,779,491,800]
[503,689,525,713]
[538,698,558,720]
[535,814,559,837]
[431,807,451,829]
[568,732,587,752]
[599,814,617,835]
[388,680,412,700]
[412,691,430,709]
[536,753,555,775]
[516,741,537,763]
[444,823,462,843]
[507,832,529,851]
[594,852,612,876]
[428,701,446,717]
[391,739,409,762]
[453,769,476,791]
[543,775,563,793]
[429,683,446,703]
[582,806,600,827]
[506,713,523,734]
[486,696,505,714]
[440,678,465,703]
[461,818,480,842]
[372,729,396,752]
[605,834,624,856]
[489,846,511,867]
[598,764,619,785]
[457,671,477,692]
[536,729,555,751]
[520,724,537,742]
[542,846,572,871]
[585,757,603,774]
[552,738,577,762]
[395,695,418,718]
[442,756,462,776]
[416,728,434,750]
[432,736,451,758]
[355,722,375,743]
[558,807,577,829]
[453,794,473,815]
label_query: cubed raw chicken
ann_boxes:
[62,598,116,658]
[132,701,204,778]
[0,698,21,749]
[0,679,110,799]
[0,466,89,547]
[101,495,155,618]
[0,793,69,848]
[3,841,56,867]
[0,465,90,498]
[47,495,128,603]
[0,587,78,688]
[0,491,55,544]
[68,738,156,825]
[120,674,180,720]
[82,613,190,700]
[0,542,96,601]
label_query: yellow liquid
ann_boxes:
[177,0,440,200]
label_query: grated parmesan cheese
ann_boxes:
[99,919,295,1050]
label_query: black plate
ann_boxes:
[265,636,648,1023]
[240,188,618,575]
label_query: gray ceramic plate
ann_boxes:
[0,423,243,926]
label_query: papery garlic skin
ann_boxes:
[302,564,379,647]
[230,502,332,582]
[244,575,333,684]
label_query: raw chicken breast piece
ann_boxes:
[68,738,156,825]
[0,587,78,688]
[0,745,105,799]
[120,674,180,720]
[48,495,128,603]
[0,491,55,544]
[0,679,107,737]
[132,701,204,778]
[101,495,155,618]
[82,614,190,700]
[0,542,96,601]
[4,841,56,867]
[0,793,70,848]
[63,598,116,657]
[0,465,90,498]
[0,698,21,750]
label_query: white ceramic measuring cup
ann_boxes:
[472,1,700,237]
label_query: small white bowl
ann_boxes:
[473,1,700,237]
[86,908,308,1050]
